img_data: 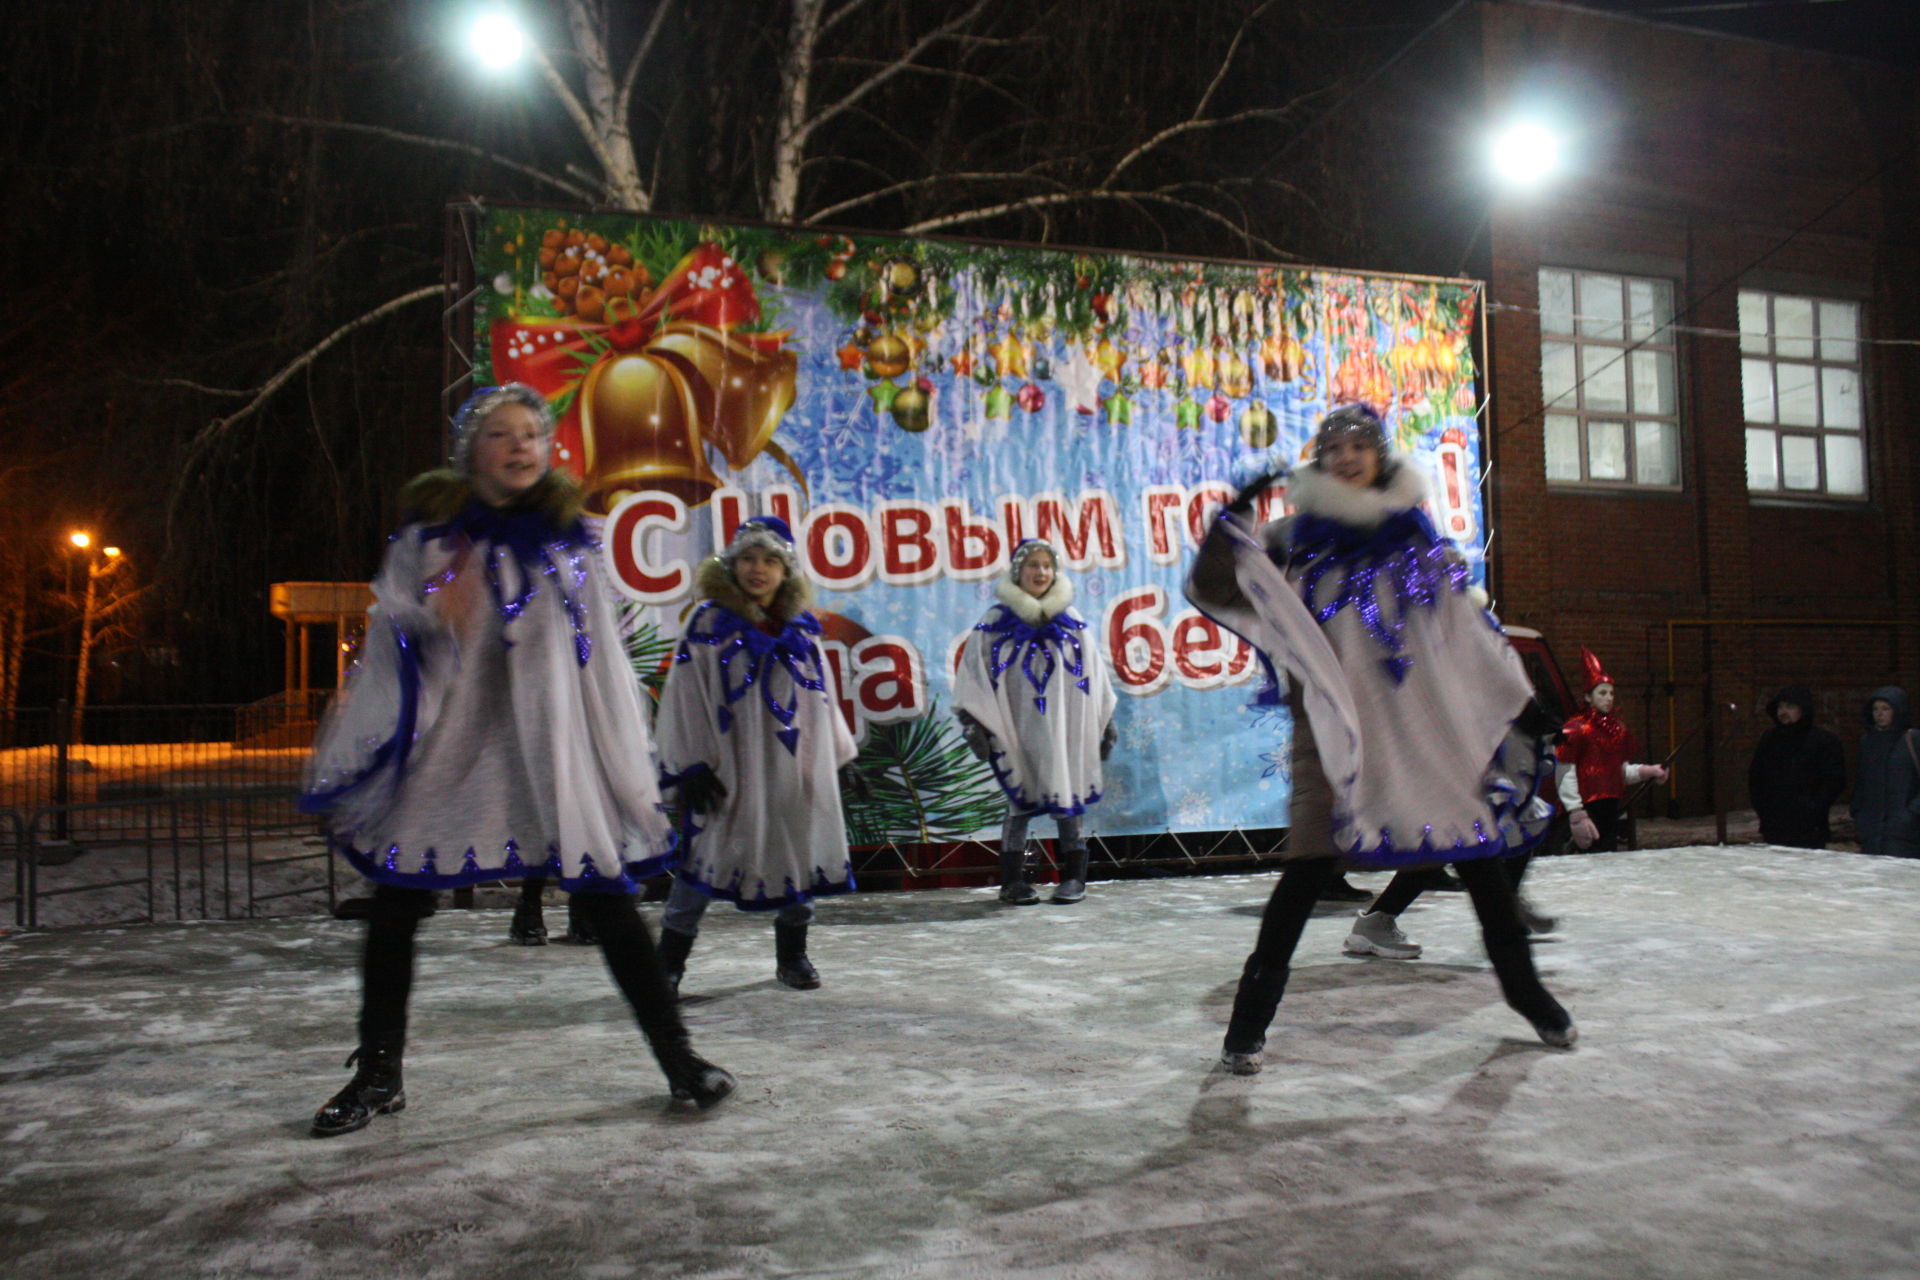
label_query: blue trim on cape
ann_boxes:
[669,858,857,912]
[298,620,423,815]
[981,735,1101,820]
[332,834,676,894]
[420,501,598,667]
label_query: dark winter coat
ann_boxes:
[1747,685,1846,849]
[1851,685,1920,857]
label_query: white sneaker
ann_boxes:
[1344,909,1422,959]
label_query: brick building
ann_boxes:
[1347,0,1920,817]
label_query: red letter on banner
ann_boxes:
[877,501,941,586]
[854,637,925,723]
[1034,491,1124,570]
[604,491,689,604]
[941,500,1004,579]
[1106,584,1171,695]
[802,505,875,590]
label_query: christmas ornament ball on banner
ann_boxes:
[473,207,1487,842]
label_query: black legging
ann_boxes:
[1223,856,1562,1054]
[358,883,686,1052]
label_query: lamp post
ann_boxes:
[66,532,124,746]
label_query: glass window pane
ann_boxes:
[1776,363,1820,426]
[1541,341,1577,408]
[1746,427,1778,490]
[1583,348,1628,412]
[1742,359,1775,423]
[1825,434,1865,496]
[1627,279,1671,342]
[1819,299,1859,363]
[1635,420,1678,486]
[1738,291,1769,356]
[1780,434,1820,490]
[1539,270,1575,336]
[1578,273,1624,340]
[1631,350,1673,415]
[1588,420,1628,480]
[1822,366,1861,429]
[1774,296,1816,360]
[1544,414,1582,481]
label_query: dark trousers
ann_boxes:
[357,883,686,1052]
[1223,856,1556,1054]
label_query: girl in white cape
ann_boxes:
[653,516,859,995]
[953,539,1117,904]
[1186,404,1566,1074]
[299,384,733,1134]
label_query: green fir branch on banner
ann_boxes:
[841,698,1004,845]
[619,604,678,703]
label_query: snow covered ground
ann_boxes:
[4,845,1917,1279]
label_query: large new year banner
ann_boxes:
[471,208,1485,843]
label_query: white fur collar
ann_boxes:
[1285,459,1428,531]
[994,570,1075,623]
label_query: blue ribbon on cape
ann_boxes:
[675,604,828,755]
[974,605,1090,713]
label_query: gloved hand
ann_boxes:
[1569,808,1598,850]
[957,711,995,762]
[1225,472,1279,518]
[1099,720,1118,761]
[679,769,728,816]
[840,764,874,805]
[1642,765,1670,784]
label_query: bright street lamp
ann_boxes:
[468,11,528,70]
[69,531,91,550]
[1489,120,1563,191]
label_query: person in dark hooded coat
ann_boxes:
[1851,685,1920,857]
[1746,685,1846,848]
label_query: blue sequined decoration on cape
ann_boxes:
[675,603,829,755]
[974,605,1091,713]
[1283,507,1468,683]
[419,502,596,667]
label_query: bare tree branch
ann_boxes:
[903,189,1303,261]
[790,0,995,154]
[172,284,443,516]
[247,112,597,203]
[818,0,885,39]
[613,0,677,126]
[147,378,253,398]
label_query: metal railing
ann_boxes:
[0,703,311,816]
[3,791,335,931]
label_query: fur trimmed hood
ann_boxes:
[993,567,1076,624]
[695,553,813,627]
[1283,456,1429,532]
[399,468,584,529]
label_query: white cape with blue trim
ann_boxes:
[1198,504,1538,867]
[301,519,673,890]
[654,603,859,909]
[952,591,1116,819]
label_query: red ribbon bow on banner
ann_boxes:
[490,242,802,512]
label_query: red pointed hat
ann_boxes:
[1581,647,1615,693]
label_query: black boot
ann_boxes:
[1052,845,1089,904]
[774,921,821,989]
[1221,958,1290,1072]
[656,927,695,1000]
[998,844,1040,905]
[560,895,600,946]
[654,1037,736,1110]
[509,881,547,945]
[311,1042,405,1137]
[1485,940,1577,1048]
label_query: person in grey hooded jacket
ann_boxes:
[1851,685,1920,857]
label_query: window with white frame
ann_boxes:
[1538,269,1681,488]
[1740,291,1865,498]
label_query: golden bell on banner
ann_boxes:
[579,322,798,509]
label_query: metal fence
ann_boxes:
[0,702,312,816]
[4,790,336,930]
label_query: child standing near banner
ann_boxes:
[953,539,1117,904]
[300,383,734,1135]
[1186,404,1567,1074]
[653,517,860,995]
